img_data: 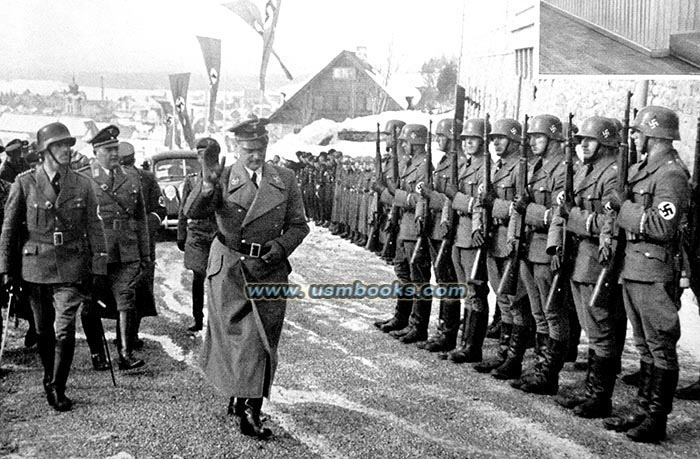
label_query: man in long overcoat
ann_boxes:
[184,115,309,439]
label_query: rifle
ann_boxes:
[686,117,700,299]
[366,123,384,252]
[498,115,529,296]
[590,91,633,309]
[435,85,466,273]
[0,285,17,368]
[410,121,433,266]
[380,126,401,262]
[544,112,575,311]
[628,108,638,164]
[469,114,491,286]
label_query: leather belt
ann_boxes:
[102,218,135,230]
[29,231,80,246]
[216,233,270,258]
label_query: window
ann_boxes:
[332,67,356,80]
[515,47,533,79]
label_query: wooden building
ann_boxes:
[269,50,404,127]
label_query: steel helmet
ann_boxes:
[398,124,428,145]
[461,118,491,138]
[383,119,406,136]
[36,122,76,152]
[575,116,620,147]
[489,118,521,143]
[434,118,458,138]
[631,106,680,141]
[608,117,623,134]
[528,114,563,141]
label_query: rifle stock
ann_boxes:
[435,85,466,273]
[498,114,529,296]
[469,113,491,286]
[589,91,632,309]
[544,112,575,311]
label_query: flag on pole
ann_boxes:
[197,36,222,130]
[223,0,293,93]
[155,100,175,148]
[169,73,196,149]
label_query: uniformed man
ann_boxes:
[602,106,690,443]
[183,115,309,439]
[547,116,620,418]
[84,125,150,371]
[473,118,531,379]
[177,138,218,332]
[511,114,570,395]
[441,118,491,363]
[0,122,108,411]
[119,141,166,345]
[0,139,30,182]
[374,124,432,344]
[414,118,462,353]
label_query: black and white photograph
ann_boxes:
[1,1,700,458]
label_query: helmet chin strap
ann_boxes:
[46,149,70,168]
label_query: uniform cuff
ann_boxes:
[617,200,644,234]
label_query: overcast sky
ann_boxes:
[1,0,473,83]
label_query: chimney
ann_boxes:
[405,96,414,110]
[356,46,368,61]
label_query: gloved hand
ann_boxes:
[177,239,186,252]
[444,184,459,200]
[599,237,612,266]
[385,181,397,195]
[550,247,562,272]
[556,191,574,218]
[605,190,628,213]
[513,193,530,215]
[472,229,485,247]
[416,182,432,198]
[261,240,285,265]
[480,191,496,212]
[370,180,386,194]
[437,221,451,239]
[202,146,225,184]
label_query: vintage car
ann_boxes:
[150,150,199,230]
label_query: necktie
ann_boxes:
[251,172,258,189]
[51,172,61,195]
[108,169,115,188]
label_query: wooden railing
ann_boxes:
[543,0,700,55]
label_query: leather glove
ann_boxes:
[261,240,285,265]
[416,181,432,199]
[472,229,485,247]
[177,239,186,252]
[556,191,574,218]
[480,191,496,212]
[385,181,396,195]
[550,248,562,273]
[370,181,386,194]
[437,221,451,240]
[444,184,459,200]
[506,238,517,256]
[599,237,612,266]
[202,146,225,184]
[513,193,530,215]
[605,190,627,213]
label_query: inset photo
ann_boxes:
[540,0,700,75]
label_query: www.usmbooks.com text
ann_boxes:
[244,280,468,300]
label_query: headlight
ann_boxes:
[164,185,177,200]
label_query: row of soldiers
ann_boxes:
[0,122,165,412]
[321,105,698,444]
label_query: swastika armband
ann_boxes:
[657,201,676,221]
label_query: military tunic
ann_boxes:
[184,162,309,398]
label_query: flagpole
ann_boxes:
[204,86,210,134]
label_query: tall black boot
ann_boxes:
[511,332,548,389]
[676,369,700,400]
[573,351,615,418]
[486,307,502,339]
[518,338,566,395]
[604,360,653,432]
[188,272,205,332]
[474,322,512,373]
[491,324,528,380]
[399,297,431,344]
[239,398,272,439]
[627,367,678,443]
[37,333,56,407]
[378,289,412,333]
[555,349,593,409]
[117,311,145,370]
[438,310,468,361]
[448,310,487,363]
[81,306,109,371]
[50,336,75,412]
